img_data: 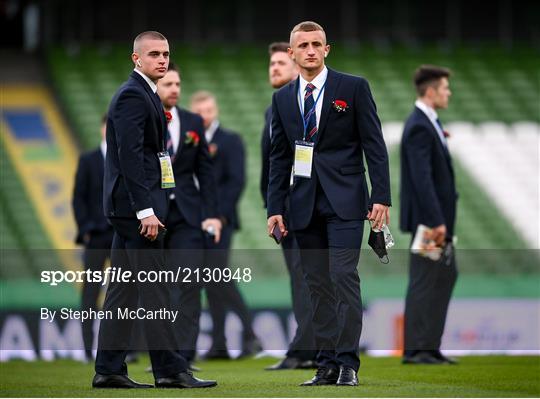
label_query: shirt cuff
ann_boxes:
[136,208,154,220]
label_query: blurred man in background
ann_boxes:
[156,64,221,368]
[400,65,458,365]
[190,90,262,359]
[260,42,317,370]
[72,114,114,361]
[267,21,391,386]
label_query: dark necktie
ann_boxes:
[304,83,317,141]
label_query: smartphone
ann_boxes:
[271,223,283,245]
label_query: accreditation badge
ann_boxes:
[158,152,175,188]
[293,140,314,178]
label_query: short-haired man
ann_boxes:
[94,31,216,389]
[261,42,317,371]
[156,63,221,369]
[400,65,458,365]
[190,91,262,360]
[267,21,391,386]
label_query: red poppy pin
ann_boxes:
[443,130,451,138]
[208,143,218,157]
[164,111,172,124]
[185,131,200,146]
[332,99,349,113]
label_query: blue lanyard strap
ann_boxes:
[298,81,326,141]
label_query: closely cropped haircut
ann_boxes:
[167,61,181,77]
[133,31,167,52]
[190,90,216,104]
[268,42,290,55]
[414,65,451,96]
[289,21,326,45]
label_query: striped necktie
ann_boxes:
[304,83,317,141]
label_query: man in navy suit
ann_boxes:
[156,65,221,367]
[94,31,216,389]
[400,65,458,365]
[261,42,317,370]
[72,114,114,361]
[267,21,391,386]
[190,91,261,359]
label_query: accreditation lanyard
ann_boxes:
[298,81,326,141]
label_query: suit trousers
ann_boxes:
[294,186,364,371]
[205,226,256,350]
[165,200,205,363]
[95,218,187,379]
[404,247,458,355]
[281,231,317,360]
[81,230,113,357]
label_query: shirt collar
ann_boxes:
[133,68,157,93]
[170,105,179,121]
[100,140,107,159]
[299,66,328,94]
[415,99,438,122]
[205,120,220,143]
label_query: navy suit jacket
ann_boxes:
[73,148,112,244]
[169,106,218,228]
[399,106,458,237]
[260,106,272,208]
[209,125,245,230]
[267,68,391,230]
[103,71,168,221]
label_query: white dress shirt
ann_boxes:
[298,66,328,129]
[168,106,181,153]
[133,68,158,220]
[415,99,447,147]
[100,140,107,159]
[205,120,220,143]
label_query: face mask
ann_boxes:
[368,224,394,264]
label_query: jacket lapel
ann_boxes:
[288,77,304,141]
[316,68,339,145]
[130,71,166,150]
[416,107,453,173]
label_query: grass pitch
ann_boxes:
[1,355,539,397]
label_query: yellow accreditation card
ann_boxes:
[158,151,175,188]
[293,140,314,178]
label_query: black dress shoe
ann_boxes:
[402,351,443,365]
[238,338,263,358]
[300,366,339,386]
[336,366,358,386]
[155,372,217,388]
[189,363,202,372]
[204,348,231,360]
[433,351,458,365]
[266,357,317,370]
[92,374,153,388]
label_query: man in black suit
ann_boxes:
[94,31,216,389]
[190,91,261,359]
[400,65,458,365]
[72,114,114,361]
[261,42,317,371]
[267,21,391,386]
[156,64,222,366]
